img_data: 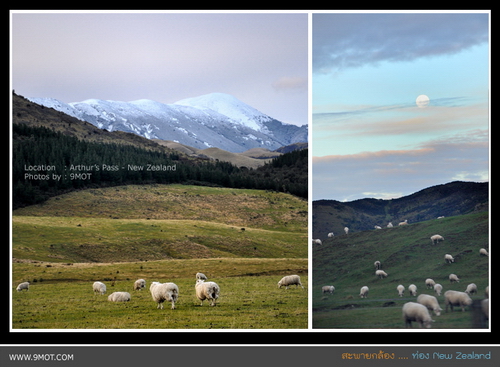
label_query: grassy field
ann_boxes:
[12,184,308,329]
[312,211,489,329]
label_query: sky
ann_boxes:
[10,11,308,127]
[312,11,490,201]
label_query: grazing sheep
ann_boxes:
[444,254,455,264]
[402,302,434,328]
[322,285,335,294]
[425,278,436,289]
[344,227,349,235]
[479,248,489,257]
[444,290,472,312]
[417,294,443,316]
[374,261,381,270]
[398,219,408,226]
[397,284,405,297]
[374,225,382,230]
[437,216,445,219]
[150,281,179,309]
[133,279,146,291]
[360,286,369,298]
[375,270,388,279]
[16,282,29,292]
[387,222,393,228]
[465,283,478,295]
[195,279,220,306]
[430,234,445,244]
[93,281,106,295]
[108,291,131,302]
[434,284,443,296]
[449,274,460,283]
[328,232,334,238]
[408,284,418,296]
[196,272,207,281]
[278,275,304,289]
[312,239,322,245]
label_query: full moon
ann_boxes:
[416,94,430,108]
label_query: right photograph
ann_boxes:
[312,12,490,329]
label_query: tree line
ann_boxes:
[12,123,307,208]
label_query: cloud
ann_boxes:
[313,13,489,74]
[272,76,308,92]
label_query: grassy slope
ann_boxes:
[312,211,489,329]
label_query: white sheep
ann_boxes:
[479,248,489,257]
[397,284,405,297]
[425,278,436,289]
[16,282,29,292]
[430,234,444,244]
[465,283,477,295]
[322,285,335,294]
[437,216,445,219]
[374,260,381,270]
[93,281,106,295]
[375,269,388,279]
[133,279,146,291]
[444,254,455,264]
[482,298,489,320]
[195,279,220,306]
[485,285,489,298]
[417,294,443,316]
[108,291,131,302]
[196,272,207,281]
[402,302,434,328]
[444,290,472,312]
[150,281,179,309]
[434,284,443,296]
[328,232,334,238]
[408,284,418,296]
[374,225,382,230]
[344,227,349,235]
[387,222,393,228]
[449,274,460,283]
[398,219,408,226]
[278,275,304,289]
[312,239,322,245]
[360,286,369,298]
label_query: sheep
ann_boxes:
[479,248,489,257]
[150,281,179,309]
[449,274,460,283]
[195,279,220,306]
[16,282,29,292]
[417,294,443,316]
[444,254,455,264]
[374,225,382,230]
[374,260,381,270]
[408,284,418,296]
[93,281,106,295]
[430,234,444,244]
[344,227,349,235]
[397,284,405,297]
[485,285,489,298]
[312,239,322,245]
[322,285,335,294]
[434,284,443,296]
[425,278,436,289]
[360,286,369,298]
[444,290,472,312]
[481,298,489,319]
[278,275,304,289]
[387,222,393,228]
[398,219,408,226]
[133,279,146,291]
[437,216,445,219]
[328,232,334,238]
[465,283,477,295]
[402,302,434,328]
[108,291,131,302]
[196,272,207,281]
[375,269,388,279]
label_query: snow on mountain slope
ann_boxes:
[27,93,307,153]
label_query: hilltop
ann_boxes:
[313,181,488,239]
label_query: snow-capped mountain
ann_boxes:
[28,93,308,153]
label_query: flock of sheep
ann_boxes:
[319,224,490,329]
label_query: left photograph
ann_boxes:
[10,11,309,329]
